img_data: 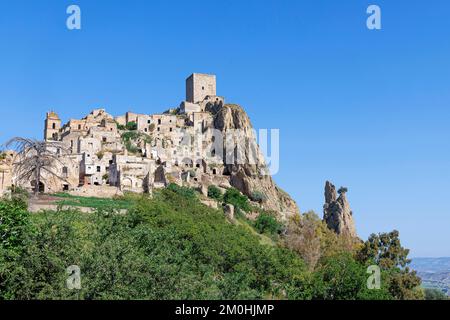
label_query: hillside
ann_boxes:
[411,258,450,296]
[0,186,404,300]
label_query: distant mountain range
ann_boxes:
[410,258,450,295]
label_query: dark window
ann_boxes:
[97,166,101,172]
[158,119,161,125]
[52,123,56,129]
[63,184,69,191]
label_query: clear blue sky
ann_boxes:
[1,0,449,257]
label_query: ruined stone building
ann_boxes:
[3,73,300,219]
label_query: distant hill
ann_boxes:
[411,258,450,296]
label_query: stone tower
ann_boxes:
[186,73,216,103]
[44,111,61,141]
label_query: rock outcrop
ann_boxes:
[213,104,300,220]
[323,181,357,237]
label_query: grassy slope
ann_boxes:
[2,189,310,300]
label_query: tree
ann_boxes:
[357,230,411,269]
[4,137,70,195]
[285,212,322,271]
[357,230,423,300]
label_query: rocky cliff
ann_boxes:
[212,104,300,220]
[323,181,357,237]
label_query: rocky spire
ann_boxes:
[323,181,357,238]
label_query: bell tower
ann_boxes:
[44,111,61,141]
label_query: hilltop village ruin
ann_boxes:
[0,74,300,220]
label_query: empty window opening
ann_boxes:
[97,166,101,172]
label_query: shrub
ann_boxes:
[0,198,30,253]
[254,212,283,235]
[250,191,267,203]
[207,185,223,201]
[338,187,348,194]
[166,183,197,200]
[125,121,137,131]
[224,188,250,212]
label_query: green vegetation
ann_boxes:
[207,185,223,201]
[223,188,251,212]
[125,121,137,131]
[121,131,152,154]
[424,288,448,300]
[250,191,267,203]
[254,212,283,236]
[357,230,424,300]
[0,152,6,160]
[53,193,134,210]
[0,188,423,300]
[166,183,197,200]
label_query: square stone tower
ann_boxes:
[186,73,216,103]
[44,111,61,141]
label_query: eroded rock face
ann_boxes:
[213,104,300,220]
[323,181,357,238]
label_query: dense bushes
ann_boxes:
[0,189,420,300]
[0,190,312,299]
